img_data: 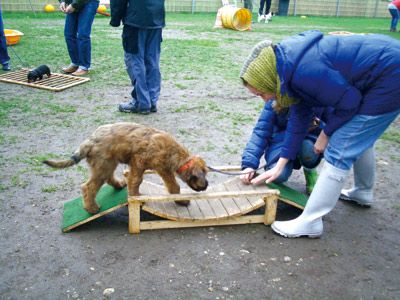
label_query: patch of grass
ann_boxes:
[42,186,57,193]
[380,130,400,144]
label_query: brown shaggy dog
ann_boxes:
[43,122,208,215]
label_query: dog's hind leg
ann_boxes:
[106,172,126,190]
[81,161,117,214]
[158,171,189,206]
[81,176,103,214]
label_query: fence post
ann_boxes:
[192,0,195,14]
[336,0,341,17]
[374,0,379,18]
[294,0,298,16]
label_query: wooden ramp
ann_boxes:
[0,68,90,91]
[62,168,308,234]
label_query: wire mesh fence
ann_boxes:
[0,0,392,18]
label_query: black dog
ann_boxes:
[27,65,51,83]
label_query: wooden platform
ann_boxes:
[0,68,90,91]
[62,167,309,234]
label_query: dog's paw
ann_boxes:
[113,178,127,189]
[84,203,101,215]
[175,200,190,206]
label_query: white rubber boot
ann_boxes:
[271,162,349,238]
[340,147,375,207]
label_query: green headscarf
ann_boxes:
[240,40,300,108]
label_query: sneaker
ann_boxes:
[2,63,11,71]
[390,28,396,32]
[62,65,79,73]
[119,102,150,115]
[72,68,90,76]
[150,105,157,113]
[257,14,265,22]
[265,12,272,22]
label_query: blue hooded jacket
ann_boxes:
[241,101,332,170]
[274,30,400,160]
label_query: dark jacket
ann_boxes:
[241,101,332,170]
[275,30,400,160]
[110,0,165,29]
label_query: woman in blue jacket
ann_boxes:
[240,30,400,238]
[240,100,331,195]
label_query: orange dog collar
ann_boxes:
[177,155,198,174]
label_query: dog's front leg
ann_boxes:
[158,171,190,206]
[127,168,144,196]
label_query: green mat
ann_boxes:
[62,185,127,232]
[267,182,308,208]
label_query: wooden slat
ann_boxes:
[139,215,266,231]
[204,184,230,220]
[224,179,254,214]
[234,180,265,209]
[211,183,242,217]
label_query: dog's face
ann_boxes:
[27,71,35,83]
[178,156,208,192]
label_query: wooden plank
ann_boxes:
[128,202,140,233]
[204,184,230,220]
[212,183,242,217]
[139,215,265,232]
[224,179,254,214]
[129,189,279,203]
[264,195,278,225]
[186,199,205,220]
[187,189,217,221]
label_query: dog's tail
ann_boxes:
[43,152,82,169]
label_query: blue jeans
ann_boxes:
[259,0,272,15]
[325,110,400,171]
[0,4,10,66]
[266,137,322,183]
[124,28,162,110]
[388,4,399,29]
[64,0,99,70]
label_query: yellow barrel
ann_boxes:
[220,6,252,31]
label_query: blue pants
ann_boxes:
[325,110,400,171]
[0,4,10,66]
[124,27,162,110]
[266,137,322,183]
[64,0,98,70]
[259,0,272,15]
[389,5,399,29]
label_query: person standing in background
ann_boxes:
[111,0,165,115]
[388,0,400,32]
[258,0,272,23]
[59,0,99,76]
[244,0,253,14]
[0,4,11,71]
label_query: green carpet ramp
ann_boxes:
[62,185,127,232]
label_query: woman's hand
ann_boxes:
[65,4,76,13]
[60,2,67,13]
[251,158,289,184]
[240,168,255,185]
[314,130,330,154]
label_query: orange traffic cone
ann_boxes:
[213,8,223,28]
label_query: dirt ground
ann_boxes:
[1,24,400,300]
